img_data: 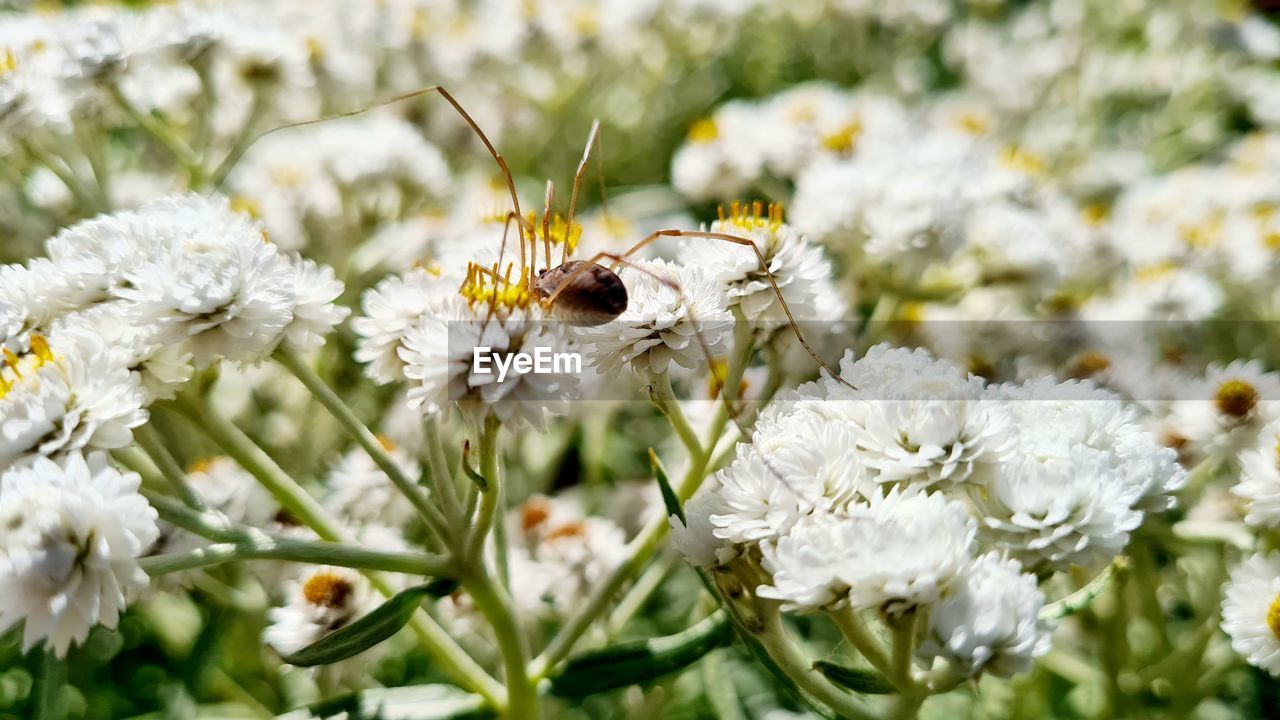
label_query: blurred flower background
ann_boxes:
[5,0,1280,718]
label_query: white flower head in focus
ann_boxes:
[1222,552,1280,677]
[0,452,159,657]
[576,257,732,378]
[916,552,1053,680]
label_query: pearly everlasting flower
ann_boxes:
[399,295,579,430]
[1222,552,1280,676]
[669,486,738,570]
[709,413,871,544]
[353,268,456,384]
[324,439,421,529]
[1235,421,1280,529]
[1168,360,1280,458]
[0,332,147,470]
[0,452,159,657]
[576,258,732,378]
[115,194,296,366]
[282,255,349,351]
[916,553,1053,679]
[265,566,375,657]
[679,203,849,325]
[758,489,976,613]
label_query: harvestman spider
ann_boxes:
[221,85,858,420]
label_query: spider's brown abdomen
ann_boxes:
[535,261,628,327]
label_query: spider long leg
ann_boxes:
[564,120,601,266]
[213,85,529,273]
[618,229,857,391]
[542,180,556,280]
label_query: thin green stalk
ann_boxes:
[466,415,504,563]
[207,89,269,190]
[20,139,98,211]
[167,398,500,704]
[108,83,202,182]
[465,569,538,720]
[756,606,878,720]
[35,648,64,720]
[828,606,894,684]
[650,371,702,460]
[606,555,676,637]
[425,416,465,528]
[275,346,452,545]
[887,611,924,720]
[134,423,206,510]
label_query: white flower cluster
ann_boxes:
[672,343,1184,679]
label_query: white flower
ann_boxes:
[0,332,147,470]
[283,255,349,351]
[0,452,159,657]
[265,566,375,657]
[1235,421,1280,529]
[352,268,456,384]
[1168,360,1280,458]
[669,486,738,569]
[670,105,766,202]
[576,258,732,378]
[758,489,976,613]
[324,439,421,529]
[916,553,1053,679]
[1221,552,1280,676]
[399,295,578,430]
[115,194,296,366]
[709,413,871,544]
[679,205,849,325]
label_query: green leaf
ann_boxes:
[277,684,492,720]
[649,448,683,524]
[424,577,461,598]
[813,661,895,695]
[549,609,733,698]
[280,584,435,667]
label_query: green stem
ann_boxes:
[20,139,98,211]
[35,648,64,720]
[207,89,269,190]
[828,606,895,684]
[168,398,500,704]
[887,611,924,719]
[650,372,701,461]
[756,605,877,720]
[274,346,452,545]
[606,555,676,637]
[425,416,465,528]
[466,415,504,563]
[134,423,206,510]
[108,83,202,183]
[465,569,538,720]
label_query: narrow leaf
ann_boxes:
[281,584,434,667]
[550,609,732,698]
[461,440,489,491]
[649,448,684,523]
[813,661,895,695]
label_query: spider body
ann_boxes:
[535,261,628,326]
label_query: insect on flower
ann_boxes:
[223,86,857,404]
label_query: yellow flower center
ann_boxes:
[1268,592,1280,641]
[0,334,55,401]
[953,112,990,136]
[1216,379,1259,420]
[1068,351,1112,379]
[302,572,355,608]
[998,145,1046,176]
[459,261,535,312]
[716,200,785,234]
[0,48,16,77]
[687,117,719,144]
[820,118,863,153]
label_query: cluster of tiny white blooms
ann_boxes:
[671,85,911,201]
[758,489,977,614]
[399,295,580,430]
[977,378,1184,572]
[229,113,451,252]
[916,552,1053,679]
[505,496,630,621]
[576,258,733,378]
[1221,552,1280,677]
[5,194,349,370]
[1166,360,1280,460]
[1235,421,1280,529]
[352,267,459,384]
[0,452,159,657]
[264,566,376,657]
[0,332,147,471]
[324,438,421,529]
[678,205,849,327]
